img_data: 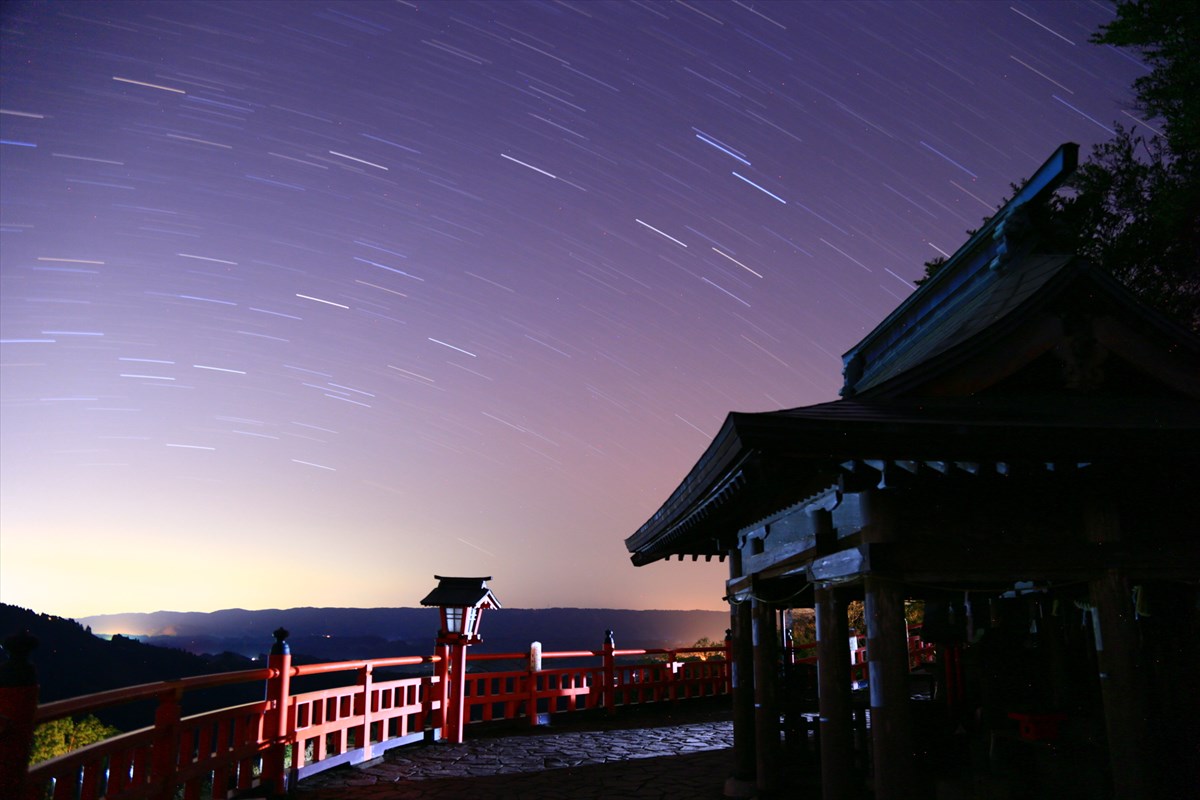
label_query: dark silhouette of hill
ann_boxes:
[79,606,729,660]
[0,604,258,729]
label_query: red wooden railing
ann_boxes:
[5,628,935,800]
[455,643,729,727]
[17,668,277,800]
[5,636,730,800]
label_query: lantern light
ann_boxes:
[419,576,501,643]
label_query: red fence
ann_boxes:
[5,628,935,800]
[4,636,729,800]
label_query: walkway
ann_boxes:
[292,702,750,799]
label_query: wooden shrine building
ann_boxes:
[625,144,1200,799]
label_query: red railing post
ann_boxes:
[432,641,450,740]
[443,640,467,744]
[602,630,616,716]
[527,641,541,726]
[667,649,678,704]
[0,631,38,800]
[358,664,374,760]
[261,628,292,795]
[150,687,182,800]
[723,629,733,694]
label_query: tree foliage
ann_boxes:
[1095,0,1200,168]
[30,715,120,765]
[1049,127,1198,327]
[788,600,923,644]
[681,636,725,661]
[1051,0,1199,329]
[845,600,924,637]
[920,1,1199,330]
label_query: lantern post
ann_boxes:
[420,576,501,744]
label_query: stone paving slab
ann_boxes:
[293,705,738,799]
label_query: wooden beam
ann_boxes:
[726,574,754,603]
[869,540,1200,584]
[860,488,898,542]
[809,546,868,583]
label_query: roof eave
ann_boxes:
[624,412,756,560]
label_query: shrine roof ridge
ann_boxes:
[842,143,1079,398]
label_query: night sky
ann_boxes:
[1,1,1148,618]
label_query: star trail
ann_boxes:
[1,1,1146,617]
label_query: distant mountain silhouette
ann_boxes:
[79,606,729,660]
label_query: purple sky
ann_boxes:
[1,1,1148,617]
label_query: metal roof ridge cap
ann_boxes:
[841,143,1079,395]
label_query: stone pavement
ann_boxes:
[292,701,747,799]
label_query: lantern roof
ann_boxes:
[419,575,501,609]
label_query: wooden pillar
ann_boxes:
[1085,499,1147,799]
[816,585,856,800]
[752,593,781,794]
[728,600,758,795]
[864,576,915,800]
[726,551,757,798]
[1090,569,1147,799]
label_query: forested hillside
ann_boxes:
[0,604,256,728]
